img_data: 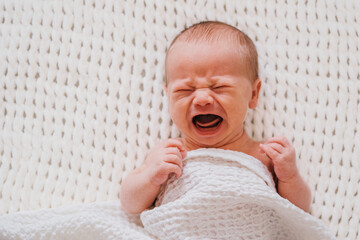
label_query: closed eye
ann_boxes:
[212,85,229,90]
[173,88,194,93]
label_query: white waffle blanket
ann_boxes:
[0,201,153,240]
[1,0,359,239]
[141,149,335,240]
[0,149,334,240]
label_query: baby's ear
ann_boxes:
[249,78,261,109]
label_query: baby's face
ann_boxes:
[165,40,261,148]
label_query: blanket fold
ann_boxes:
[0,149,334,240]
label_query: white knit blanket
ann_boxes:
[141,149,335,240]
[0,201,153,240]
[1,1,359,238]
[0,149,334,240]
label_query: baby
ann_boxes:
[120,21,311,214]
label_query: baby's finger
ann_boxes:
[259,143,279,160]
[165,153,184,168]
[162,162,182,178]
[164,138,186,151]
[165,138,185,151]
[259,144,265,153]
[166,138,187,159]
[165,147,183,159]
[264,142,284,154]
[180,150,187,159]
[264,136,290,147]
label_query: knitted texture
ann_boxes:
[0,149,334,240]
[0,201,153,240]
[0,0,359,239]
[141,149,335,240]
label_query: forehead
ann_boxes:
[166,40,246,78]
[167,35,240,57]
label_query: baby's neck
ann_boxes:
[183,131,258,154]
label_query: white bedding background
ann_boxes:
[0,1,359,239]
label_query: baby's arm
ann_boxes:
[120,139,186,214]
[259,136,311,212]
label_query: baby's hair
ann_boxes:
[166,21,258,83]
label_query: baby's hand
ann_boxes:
[259,136,298,183]
[144,138,187,186]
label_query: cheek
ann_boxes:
[221,94,250,118]
[169,98,188,124]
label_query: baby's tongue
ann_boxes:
[196,114,218,123]
[194,114,221,127]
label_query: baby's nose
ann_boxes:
[192,89,214,106]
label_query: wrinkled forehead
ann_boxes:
[165,39,252,83]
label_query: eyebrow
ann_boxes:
[168,78,193,88]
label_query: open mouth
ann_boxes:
[192,114,223,130]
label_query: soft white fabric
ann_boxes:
[1,0,359,239]
[0,149,334,240]
[0,201,153,240]
[141,149,335,240]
